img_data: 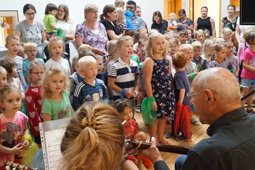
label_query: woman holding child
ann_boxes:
[75,4,108,62]
[100,4,124,40]
[14,3,47,59]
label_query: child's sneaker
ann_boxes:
[176,135,192,142]
[136,105,141,113]
[166,132,176,138]
[190,117,200,126]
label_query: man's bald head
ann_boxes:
[193,68,240,105]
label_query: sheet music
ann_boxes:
[39,118,71,170]
[45,129,65,170]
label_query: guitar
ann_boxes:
[4,162,37,170]
[125,140,191,155]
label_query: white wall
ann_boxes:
[221,0,230,19]
[0,0,164,60]
[221,0,230,36]
[207,0,220,37]
[182,0,189,16]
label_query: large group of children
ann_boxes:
[0,0,255,169]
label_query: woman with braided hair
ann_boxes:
[60,102,138,170]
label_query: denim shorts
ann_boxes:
[241,78,254,88]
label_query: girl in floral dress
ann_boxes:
[143,33,175,144]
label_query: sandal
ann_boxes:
[247,109,255,114]
[190,117,200,126]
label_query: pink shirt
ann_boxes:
[237,42,246,64]
[8,78,25,99]
[0,111,28,166]
[241,48,255,80]
[133,42,140,54]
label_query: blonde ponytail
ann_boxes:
[60,102,125,170]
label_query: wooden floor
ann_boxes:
[134,111,209,170]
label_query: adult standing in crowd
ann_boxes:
[135,5,149,32]
[75,4,107,62]
[176,9,194,32]
[56,4,74,60]
[220,4,239,47]
[135,6,141,17]
[125,0,145,36]
[100,5,124,40]
[143,68,255,170]
[151,11,168,33]
[14,3,47,59]
[194,6,216,38]
[220,5,238,32]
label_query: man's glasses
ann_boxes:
[187,91,216,101]
[187,91,204,100]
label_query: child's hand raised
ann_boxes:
[23,140,30,150]
[11,143,23,155]
[125,90,136,99]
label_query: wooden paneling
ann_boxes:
[231,0,240,7]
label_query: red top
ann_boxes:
[137,53,142,62]
[124,119,138,140]
[25,85,44,136]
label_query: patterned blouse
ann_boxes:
[221,16,239,32]
[75,22,107,62]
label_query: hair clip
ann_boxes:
[149,33,159,39]
[82,110,97,129]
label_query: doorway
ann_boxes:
[164,0,182,20]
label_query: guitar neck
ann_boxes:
[129,141,191,155]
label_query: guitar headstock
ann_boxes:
[5,162,36,170]
[125,139,133,152]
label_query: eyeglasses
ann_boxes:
[187,91,204,100]
[126,6,135,9]
[26,50,37,53]
[25,13,35,16]
[90,10,99,14]
[31,72,44,75]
